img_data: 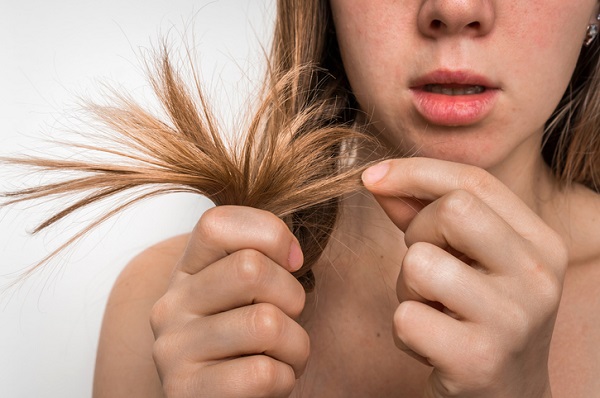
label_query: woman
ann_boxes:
[93,0,600,396]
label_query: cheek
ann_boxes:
[331,0,414,98]
[333,0,594,154]
[501,1,589,125]
[502,0,591,50]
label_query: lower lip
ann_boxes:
[410,88,499,126]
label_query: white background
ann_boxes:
[0,1,274,396]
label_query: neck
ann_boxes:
[310,130,565,304]
[298,136,571,394]
[486,135,560,215]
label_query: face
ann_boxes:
[330,0,599,170]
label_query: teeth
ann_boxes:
[424,84,485,95]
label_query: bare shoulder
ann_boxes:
[112,233,190,297]
[558,183,600,310]
[549,184,600,396]
[93,234,190,398]
[559,183,600,319]
[563,184,600,265]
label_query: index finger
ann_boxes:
[176,206,304,275]
[361,157,548,240]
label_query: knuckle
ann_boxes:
[287,285,307,320]
[298,330,311,369]
[194,206,229,242]
[534,261,562,292]
[393,300,415,336]
[150,295,175,332]
[520,254,563,309]
[262,217,292,248]
[247,303,286,343]
[233,249,269,287]
[247,356,295,395]
[152,335,173,365]
[252,356,278,384]
[402,242,436,284]
[534,270,563,312]
[436,189,477,222]
[459,166,494,195]
[521,234,566,311]
[499,300,531,341]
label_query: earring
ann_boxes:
[584,15,600,46]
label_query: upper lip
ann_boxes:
[410,69,498,89]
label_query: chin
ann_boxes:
[387,134,508,170]
[420,149,498,168]
[372,117,530,170]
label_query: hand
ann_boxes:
[362,158,567,398]
[150,206,309,398]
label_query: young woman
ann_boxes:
[92,0,600,396]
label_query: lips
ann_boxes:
[410,70,499,126]
[423,84,485,95]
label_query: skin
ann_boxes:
[94,0,600,397]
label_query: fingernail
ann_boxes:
[362,162,390,185]
[288,240,304,272]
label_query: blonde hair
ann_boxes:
[1,1,378,290]
[3,0,600,289]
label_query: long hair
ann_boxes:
[542,34,600,191]
[278,0,600,192]
[1,1,378,291]
[5,0,599,290]
[274,0,600,192]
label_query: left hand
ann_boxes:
[362,158,567,398]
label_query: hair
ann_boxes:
[3,0,600,290]
[1,0,378,291]
[543,31,600,191]
[277,0,600,194]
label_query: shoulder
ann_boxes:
[93,234,190,398]
[105,233,191,311]
[115,234,190,294]
[549,185,600,395]
[561,184,600,266]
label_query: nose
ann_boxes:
[418,0,495,38]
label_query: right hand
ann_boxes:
[150,206,309,398]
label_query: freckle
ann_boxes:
[380,255,384,259]
[376,332,381,338]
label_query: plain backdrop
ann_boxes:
[0,1,274,396]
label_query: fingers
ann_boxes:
[150,206,309,397]
[364,158,568,396]
[161,356,296,398]
[168,303,310,377]
[201,356,296,398]
[396,242,488,320]
[176,249,306,319]
[403,189,528,274]
[151,248,306,336]
[177,206,303,276]
[393,300,467,371]
[362,158,548,239]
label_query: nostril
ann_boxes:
[418,2,494,37]
[430,19,442,30]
